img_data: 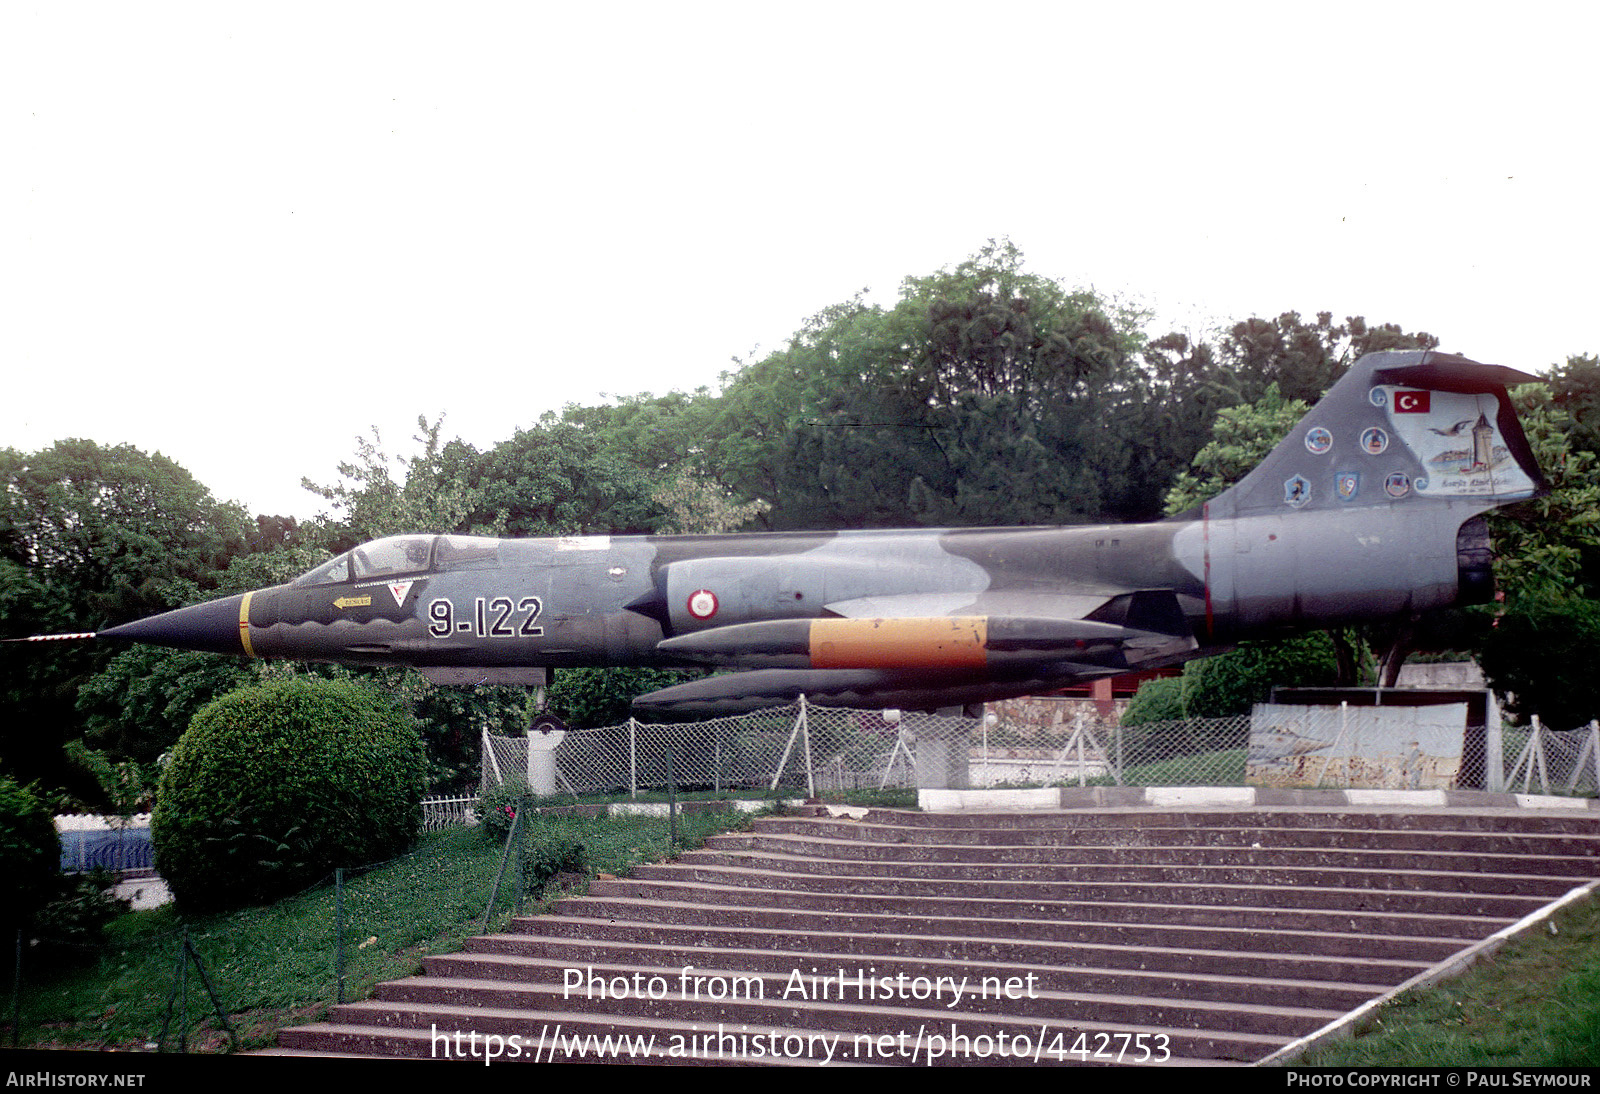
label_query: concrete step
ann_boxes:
[585,875,1513,938]
[271,804,1600,1065]
[405,959,1346,1037]
[753,817,1600,855]
[866,808,1600,835]
[449,934,1393,1009]
[701,830,1598,877]
[511,911,1435,983]
[627,860,1554,917]
[545,892,1478,963]
[297,996,1281,1064]
[670,847,1584,896]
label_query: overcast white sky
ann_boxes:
[5,2,1597,520]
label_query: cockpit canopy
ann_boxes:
[290,535,501,587]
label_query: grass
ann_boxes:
[12,805,761,1053]
[1293,891,1600,1067]
[1076,747,1248,787]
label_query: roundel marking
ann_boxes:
[687,589,719,620]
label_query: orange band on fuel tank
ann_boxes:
[809,617,987,670]
[239,591,256,658]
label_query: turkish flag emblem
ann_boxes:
[1395,390,1431,413]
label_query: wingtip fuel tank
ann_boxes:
[60,351,1546,716]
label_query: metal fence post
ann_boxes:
[666,741,677,852]
[800,695,814,798]
[1486,692,1505,792]
[335,868,345,1004]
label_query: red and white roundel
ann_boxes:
[686,589,718,620]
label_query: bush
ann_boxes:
[1179,633,1340,717]
[477,783,526,843]
[519,821,588,895]
[151,677,426,912]
[0,774,62,935]
[1119,676,1189,726]
[547,666,699,728]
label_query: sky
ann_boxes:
[5,2,1598,521]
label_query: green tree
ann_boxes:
[0,441,248,792]
[301,415,498,547]
[715,241,1164,529]
[546,666,698,729]
[1484,385,1600,602]
[1471,384,1600,728]
[1211,312,1438,406]
[651,467,769,535]
[467,419,664,537]
[0,774,62,936]
[75,647,256,766]
[1478,591,1600,730]
[1162,383,1310,515]
[0,440,247,625]
[1547,353,1600,458]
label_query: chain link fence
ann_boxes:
[481,699,1600,797]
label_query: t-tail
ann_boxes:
[1186,350,1547,642]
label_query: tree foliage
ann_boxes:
[75,647,256,767]
[1210,312,1438,406]
[1179,634,1342,717]
[466,419,665,537]
[652,467,769,535]
[713,242,1182,528]
[0,773,61,935]
[1479,591,1600,731]
[1162,383,1309,515]
[1547,353,1600,459]
[546,666,699,729]
[1483,385,1600,602]
[0,440,250,792]
[301,416,498,548]
[0,440,248,627]
[1118,675,1189,726]
[1470,378,1600,727]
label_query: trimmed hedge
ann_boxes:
[151,677,426,912]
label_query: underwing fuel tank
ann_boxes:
[65,351,1546,716]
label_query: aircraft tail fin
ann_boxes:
[1205,350,1546,519]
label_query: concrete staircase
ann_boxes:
[273,804,1600,1065]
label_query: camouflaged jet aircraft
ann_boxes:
[43,350,1546,716]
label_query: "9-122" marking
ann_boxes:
[428,596,543,638]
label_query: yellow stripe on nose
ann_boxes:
[239,591,256,658]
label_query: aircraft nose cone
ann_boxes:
[99,593,251,657]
